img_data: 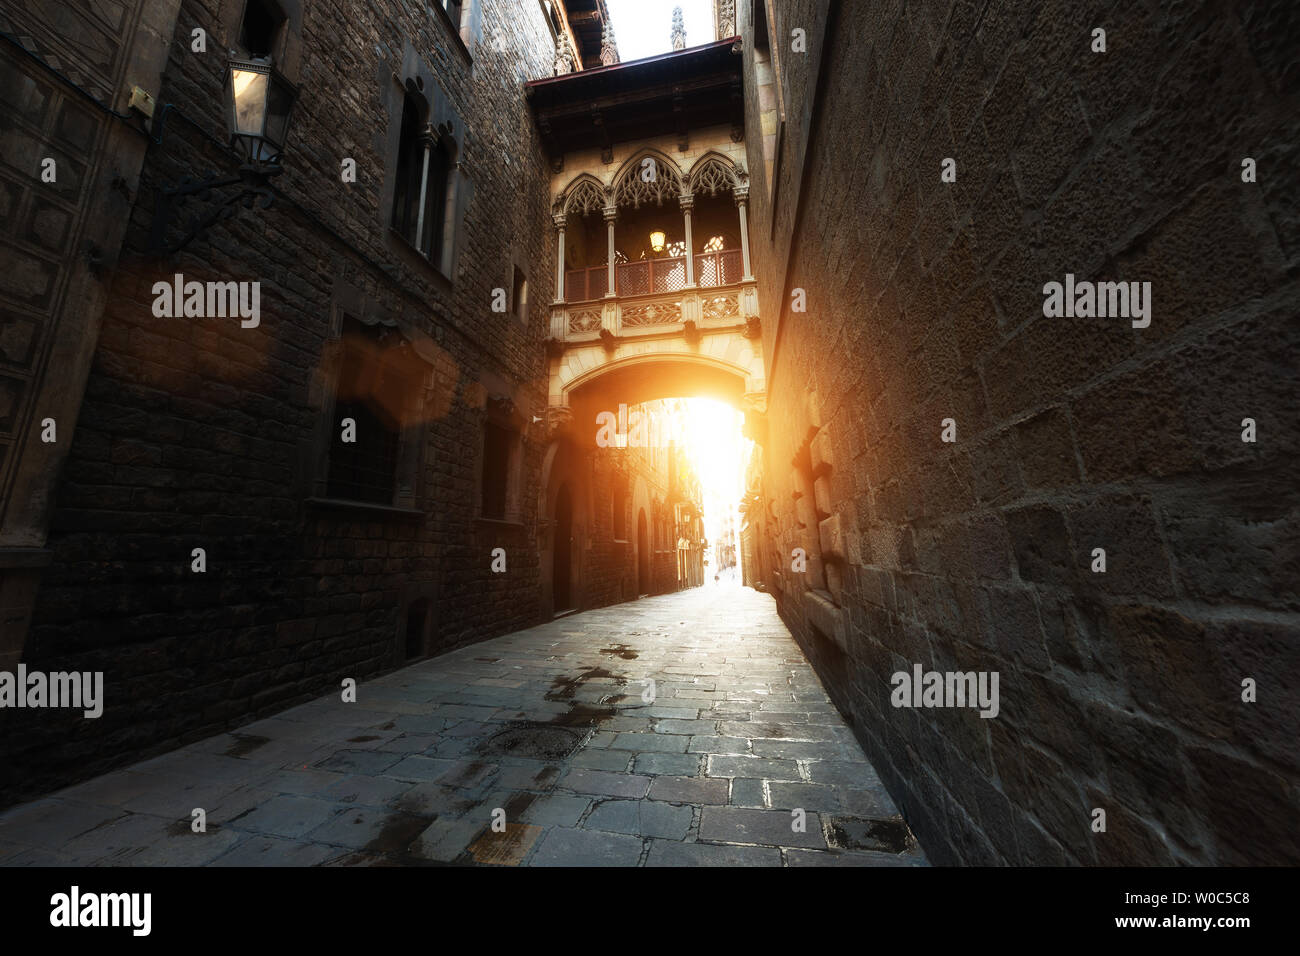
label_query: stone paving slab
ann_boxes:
[0,586,926,866]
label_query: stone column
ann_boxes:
[553,213,567,303]
[681,195,696,288]
[604,205,618,297]
[415,124,437,254]
[735,185,753,282]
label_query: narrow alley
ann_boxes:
[0,587,925,867]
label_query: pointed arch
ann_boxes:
[612,148,684,210]
[688,152,744,198]
[558,173,609,217]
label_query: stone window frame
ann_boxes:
[217,0,304,84]
[749,0,785,227]
[512,264,529,326]
[436,0,483,62]
[505,243,531,327]
[380,45,475,286]
[305,284,433,515]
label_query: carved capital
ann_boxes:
[546,405,574,439]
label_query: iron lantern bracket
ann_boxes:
[148,163,282,255]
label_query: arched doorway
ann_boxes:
[637,508,650,596]
[554,482,573,613]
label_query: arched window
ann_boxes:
[391,93,451,261]
[614,153,683,210]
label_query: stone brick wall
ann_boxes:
[2,0,561,806]
[743,0,1299,864]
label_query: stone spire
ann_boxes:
[671,6,686,51]
[600,19,619,66]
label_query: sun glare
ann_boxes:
[677,397,749,581]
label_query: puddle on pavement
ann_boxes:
[223,733,270,758]
[438,759,491,788]
[599,644,639,660]
[545,666,626,701]
[540,664,635,736]
[826,815,916,854]
[348,735,381,743]
[503,791,538,818]
[548,702,617,726]
[361,812,436,858]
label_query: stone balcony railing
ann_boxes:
[550,280,760,343]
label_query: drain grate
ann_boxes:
[479,722,589,760]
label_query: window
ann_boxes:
[327,318,404,505]
[239,0,285,57]
[392,93,451,263]
[512,266,528,324]
[481,421,515,520]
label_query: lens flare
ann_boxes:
[677,397,749,583]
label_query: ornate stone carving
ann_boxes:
[568,307,603,334]
[546,405,574,438]
[554,33,575,75]
[600,21,619,66]
[716,0,736,39]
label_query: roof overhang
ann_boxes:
[527,38,744,167]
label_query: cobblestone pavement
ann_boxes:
[0,586,927,866]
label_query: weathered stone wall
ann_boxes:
[3,0,561,806]
[742,0,1300,864]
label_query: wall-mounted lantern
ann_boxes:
[148,55,298,254]
[226,56,296,165]
[649,230,667,254]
